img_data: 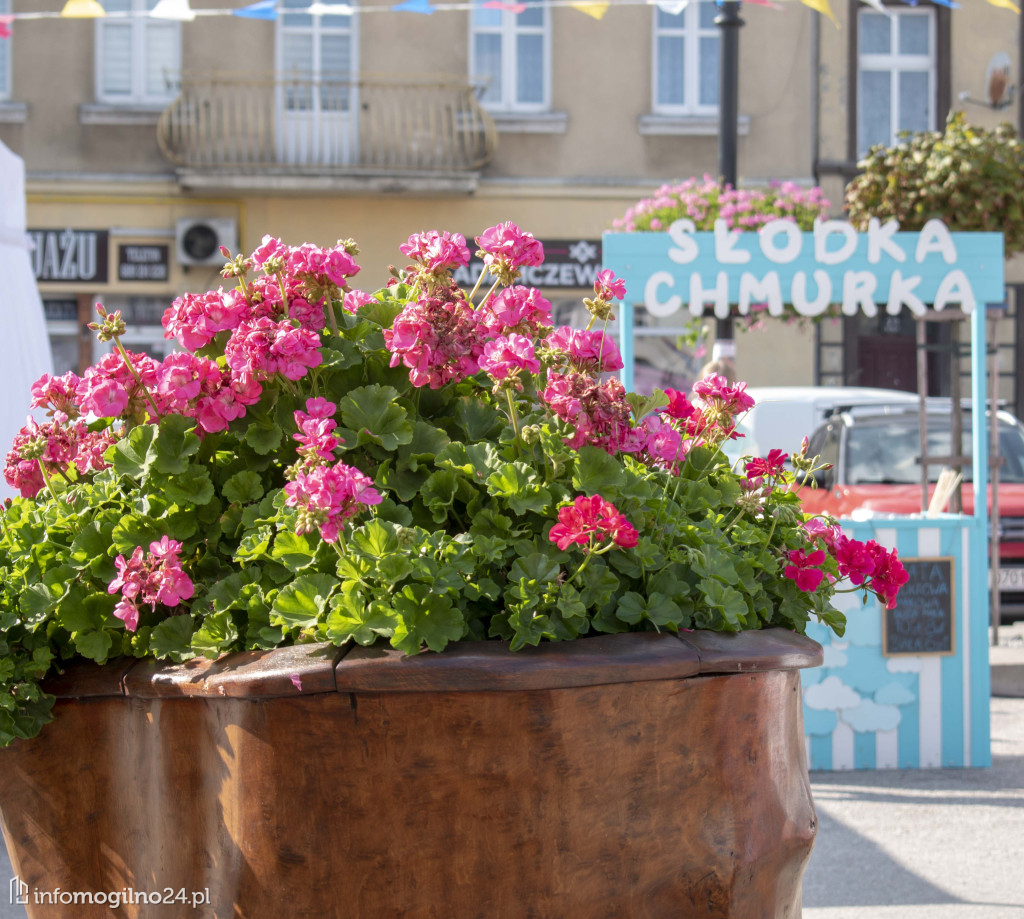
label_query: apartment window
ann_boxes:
[0,0,10,100]
[96,0,180,104]
[857,9,936,156]
[652,1,719,114]
[278,0,355,106]
[470,3,550,111]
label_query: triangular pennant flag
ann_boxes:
[798,0,838,25]
[0,14,12,37]
[859,0,893,15]
[483,0,527,11]
[393,0,435,12]
[985,0,1020,11]
[743,0,782,8]
[233,0,277,18]
[653,0,688,14]
[569,1,609,18]
[929,0,960,7]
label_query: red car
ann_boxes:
[797,404,1024,623]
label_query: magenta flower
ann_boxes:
[546,327,624,373]
[107,537,194,632]
[783,548,827,593]
[548,495,638,552]
[30,371,82,420]
[284,461,382,543]
[343,289,376,314]
[478,334,541,381]
[593,270,627,302]
[383,295,483,389]
[400,230,471,273]
[478,286,553,336]
[744,449,789,480]
[475,222,544,271]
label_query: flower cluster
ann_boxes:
[548,495,638,552]
[107,536,194,632]
[284,398,381,543]
[611,175,830,234]
[787,519,910,610]
[3,416,115,498]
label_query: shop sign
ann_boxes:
[29,229,109,284]
[452,239,603,290]
[118,245,170,283]
[604,219,1006,318]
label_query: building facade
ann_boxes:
[0,0,1021,402]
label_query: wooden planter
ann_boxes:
[0,629,821,919]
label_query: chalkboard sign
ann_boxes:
[883,557,956,657]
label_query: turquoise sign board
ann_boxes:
[602,220,1005,319]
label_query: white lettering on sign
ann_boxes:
[933,269,976,312]
[713,219,751,264]
[689,270,730,318]
[30,229,105,282]
[759,220,803,264]
[737,272,783,316]
[667,219,699,264]
[792,270,832,316]
[842,271,879,317]
[814,219,858,265]
[867,217,907,264]
[886,270,927,315]
[644,271,681,317]
[915,219,958,264]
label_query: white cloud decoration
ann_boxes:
[804,675,862,711]
[840,699,902,733]
[874,682,916,706]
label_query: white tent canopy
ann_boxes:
[0,140,54,499]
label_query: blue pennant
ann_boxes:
[392,0,436,12]
[233,0,278,19]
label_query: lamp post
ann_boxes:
[714,0,743,371]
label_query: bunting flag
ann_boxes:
[653,0,688,14]
[798,0,838,25]
[929,0,961,8]
[0,14,13,36]
[985,0,1020,11]
[482,0,527,10]
[743,0,783,8]
[392,0,435,12]
[568,0,609,17]
[232,0,277,17]
[859,0,893,15]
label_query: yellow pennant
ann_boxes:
[569,1,610,18]
[985,0,1020,12]
[798,0,838,26]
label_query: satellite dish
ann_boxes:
[986,52,1012,108]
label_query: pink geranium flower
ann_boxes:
[475,222,544,271]
[784,548,827,593]
[478,334,541,381]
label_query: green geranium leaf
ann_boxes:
[20,582,65,625]
[572,446,626,496]
[164,467,215,506]
[351,519,401,559]
[149,615,196,661]
[271,573,338,630]
[74,629,114,663]
[223,471,265,505]
[154,414,201,475]
[391,584,465,654]
[486,463,551,515]
[270,530,319,572]
[111,424,158,480]
[326,587,397,646]
[245,420,284,455]
[112,515,163,557]
[454,395,503,441]
[338,384,413,451]
[191,610,240,659]
[235,527,272,564]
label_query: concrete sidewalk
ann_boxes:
[803,694,1024,918]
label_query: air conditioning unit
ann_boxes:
[175,218,238,267]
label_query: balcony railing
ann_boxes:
[157,72,497,175]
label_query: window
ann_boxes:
[277,0,355,104]
[652,0,719,114]
[96,0,180,104]
[0,0,10,100]
[470,3,549,112]
[857,9,935,156]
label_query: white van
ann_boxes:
[727,386,921,460]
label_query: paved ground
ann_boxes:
[2,634,1022,918]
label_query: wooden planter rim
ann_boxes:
[40,629,822,701]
